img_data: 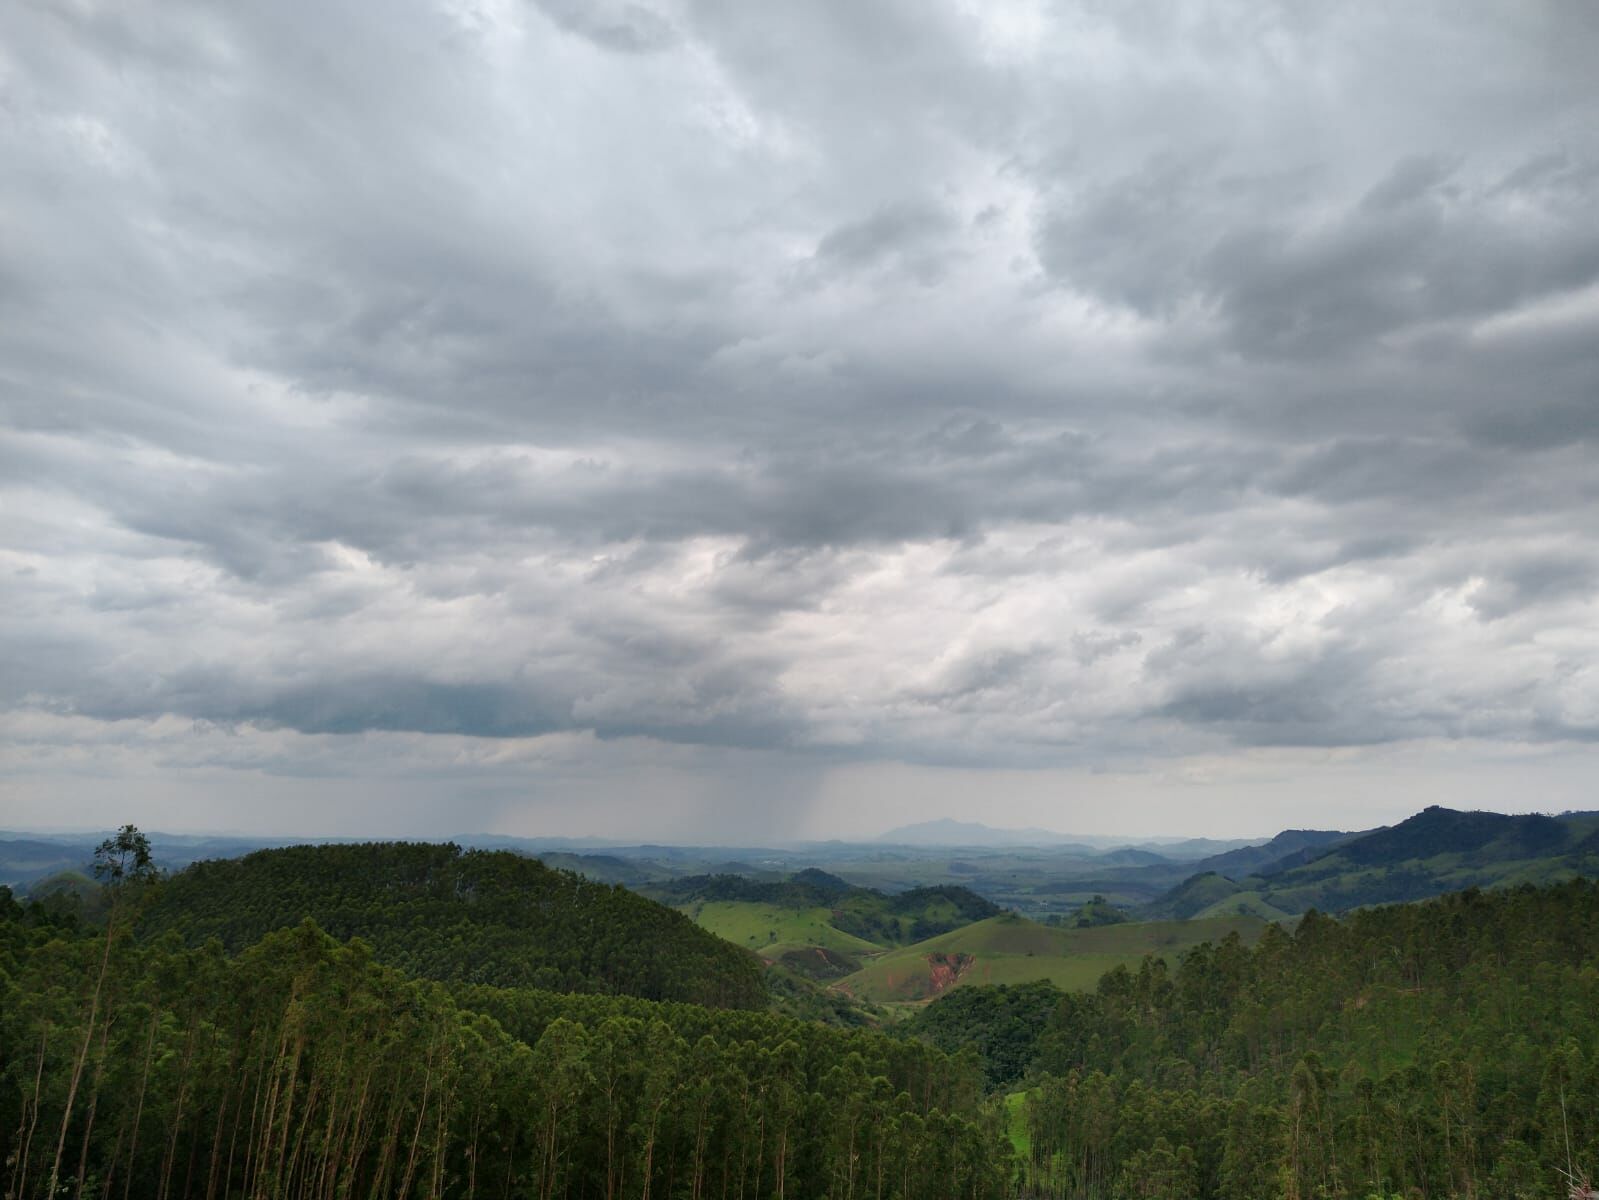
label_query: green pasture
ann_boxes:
[681,900,882,956]
[834,913,1267,1002]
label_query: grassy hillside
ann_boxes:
[659,871,1001,961]
[1190,890,1295,921]
[831,884,1002,944]
[1064,895,1130,927]
[682,899,882,956]
[142,841,768,1008]
[1140,870,1243,919]
[834,912,1267,1002]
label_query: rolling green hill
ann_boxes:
[657,871,1002,958]
[141,841,768,1008]
[681,899,882,956]
[1065,895,1130,927]
[834,911,1268,1002]
[1140,870,1244,919]
[1190,890,1295,921]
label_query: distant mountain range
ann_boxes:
[1,823,1244,888]
[874,818,1095,848]
[12,807,1596,923]
[1147,806,1599,918]
[873,818,1255,859]
[0,831,323,889]
[1191,828,1358,878]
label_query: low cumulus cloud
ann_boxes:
[2,0,1598,833]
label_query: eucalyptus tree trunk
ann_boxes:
[48,925,118,1198]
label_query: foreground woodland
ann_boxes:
[4,830,1598,1198]
[908,880,1599,1199]
[0,832,1010,1200]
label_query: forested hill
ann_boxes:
[1147,805,1599,917]
[1188,827,1355,878]
[0,881,1013,1200]
[1308,805,1573,867]
[141,841,767,1008]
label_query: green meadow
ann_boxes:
[680,899,882,956]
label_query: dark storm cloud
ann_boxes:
[1036,151,1224,315]
[1038,145,1599,360]
[1466,398,1599,451]
[810,202,960,285]
[1467,553,1599,622]
[3,0,1599,790]
[530,0,681,54]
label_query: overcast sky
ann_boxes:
[3,0,1598,843]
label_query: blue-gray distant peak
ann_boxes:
[875,820,1092,848]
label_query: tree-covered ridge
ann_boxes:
[1185,829,1356,880]
[654,872,845,907]
[0,889,1014,1200]
[657,872,1002,947]
[1147,805,1599,917]
[140,841,767,1009]
[1255,806,1599,911]
[909,879,1599,1198]
[451,981,985,1114]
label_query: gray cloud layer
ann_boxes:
[3,0,1598,832]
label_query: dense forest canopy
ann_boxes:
[0,835,1013,1200]
[10,825,1599,1199]
[139,841,767,1009]
[903,879,1599,1199]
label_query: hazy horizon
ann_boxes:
[4,792,1591,849]
[5,2,1599,842]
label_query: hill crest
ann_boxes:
[1149,806,1599,916]
[142,841,768,1009]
